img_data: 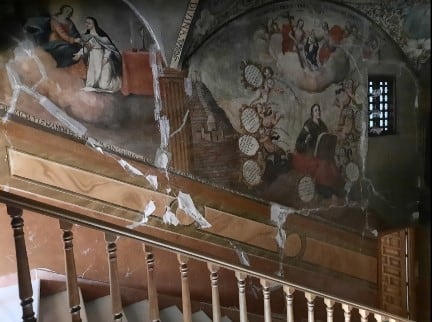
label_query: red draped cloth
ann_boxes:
[281,24,294,54]
[292,152,344,190]
[318,25,345,65]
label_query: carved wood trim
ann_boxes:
[378,228,416,319]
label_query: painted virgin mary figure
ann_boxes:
[73,16,122,93]
[24,5,82,68]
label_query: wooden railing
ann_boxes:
[0,190,415,322]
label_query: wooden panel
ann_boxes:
[0,120,381,295]
[205,207,278,252]
[207,207,378,283]
[378,230,408,317]
[8,148,174,219]
[303,238,377,283]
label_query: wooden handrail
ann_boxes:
[0,191,416,322]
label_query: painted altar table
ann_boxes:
[121,50,154,96]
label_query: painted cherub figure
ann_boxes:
[249,66,283,106]
[257,103,282,129]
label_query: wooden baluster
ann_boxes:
[144,245,160,322]
[304,292,316,322]
[105,233,123,322]
[260,279,272,322]
[359,309,369,322]
[60,220,82,322]
[207,263,221,322]
[324,298,335,322]
[375,315,395,322]
[235,271,248,322]
[7,205,36,322]
[177,254,192,322]
[342,304,352,322]
[373,313,383,322]
[283,286,295,322]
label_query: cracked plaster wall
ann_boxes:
[0,0,427,231]
[0,1,427,316]
[186,0,424,229]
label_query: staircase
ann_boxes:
[0,194,416,322]
[0,280,41,322]
[1,278,233,322]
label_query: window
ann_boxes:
[367,76,396,136]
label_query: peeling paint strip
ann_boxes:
[30,53,48,90]
[2,63,21,122]
[275,228,287,249]
[150,45,163,121]
[145,174,158,190]
[162,207,180,226]
[86,138,150,179]
[118,159,144,176]
[184,77,193,96]
[270,203,295,227]
[5,64,87,136]
[170,110,189,138]
[159,116,170,149]
[86,137,105,154]
[229,241,250,266]
[38,96,87,136]
[126,200,156,229]
[154,148,170,169]
[177,191,211,228]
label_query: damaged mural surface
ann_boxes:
[0,0,161,162]
[0,0,422,217]
[187,1,378,209]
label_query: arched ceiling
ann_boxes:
[171,0,430,72]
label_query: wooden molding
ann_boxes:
[1,120,379,286]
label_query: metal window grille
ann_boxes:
[368,76,396,136]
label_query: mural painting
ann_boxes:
[0,0,408,215]
[187,1,377,209]
[0,0,160,162]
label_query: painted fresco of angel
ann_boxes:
[248,66,284,106]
